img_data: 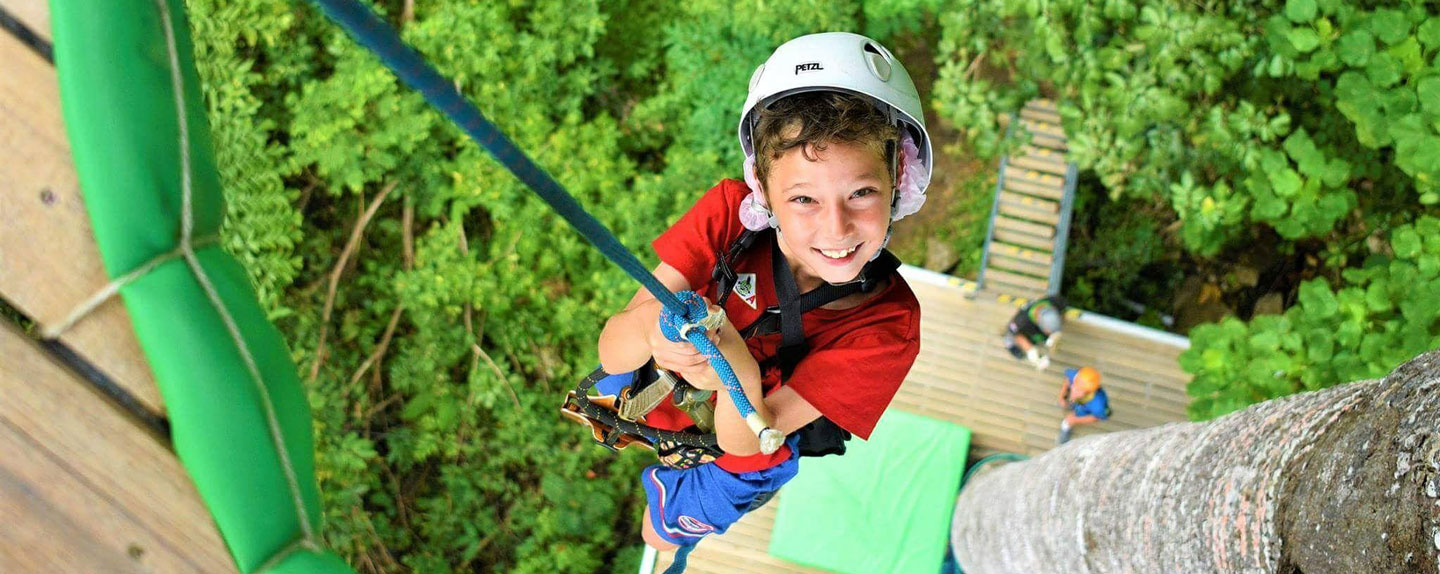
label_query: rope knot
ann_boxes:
[658,291,721,343]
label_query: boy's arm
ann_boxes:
[682,318,776,455]
[598,263,706,376]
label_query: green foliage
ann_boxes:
[1180,216,1440,420]
[932,0,1436,255]
[1062,185,1182,331]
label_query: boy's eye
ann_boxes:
[851,188,877,199]
[789,196,816,205]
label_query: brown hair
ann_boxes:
[752,91,900,193]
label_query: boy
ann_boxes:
[1002,295,1066,370]
[596,32,934,557]
[1057,366,1109,444]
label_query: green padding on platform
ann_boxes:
[769,410,971,574]
[264,550,356,574]
[51,0,350,571]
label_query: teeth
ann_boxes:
[819,245,859,259]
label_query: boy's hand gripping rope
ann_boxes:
[303,0,783,453]
[658,292,785,455]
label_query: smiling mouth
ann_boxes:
[815,244,861,260]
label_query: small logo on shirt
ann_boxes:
[677,515,717,534]
[795,62,823,74]
[734,273,758,309]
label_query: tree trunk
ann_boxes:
[951,351,1440,574]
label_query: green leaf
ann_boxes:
[1285,0,1317,23]
[1370,9,1410,46]
[1298,278,1339,319]
[1387,36,1424,75]
[1337,29,1375,66]
[1250,330,1282,352]
[1393,226,1422,259]
[1269,168,1303,198]
[1288,28,1321,53]
[1366,52,1403,87]
[1419,77,1440,117]
[1420,19,1440,49]
[1365,279,1393,312]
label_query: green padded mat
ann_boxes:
[769,410,971,574]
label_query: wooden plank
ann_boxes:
[1009,153,1068,176]
[999,190,1059,213]
[994,215,1055,239]
[1026,131,1070,152]
[1003,165,1066,190]
[1027,98,1057,112]
[998,201,1060,225]
[987,242,1053,266]
[0,323,234,573]
[1019,106,1062,125]
[0,0,51,43]
[1018,144,1066,163]
[984,282,1046,301]
[1001,166,1065,199]
[993,228,1056,251]
[988,252,1051,277]
[1019,118,1066,139]
[0,30,163,413]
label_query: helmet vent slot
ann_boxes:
[863,42,892,82]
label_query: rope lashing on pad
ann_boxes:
[40,236,217,340]
[304,0,783,453]
[44,0,323,560]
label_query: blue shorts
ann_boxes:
[642,435,802,546]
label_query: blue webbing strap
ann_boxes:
[305,0,685,315]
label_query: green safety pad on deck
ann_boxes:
[769,410,970,574]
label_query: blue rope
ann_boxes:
[656,293,757,416]
[663,543,697,574]
[304,0,685,316]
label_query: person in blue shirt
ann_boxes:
[1057,366,1109,445]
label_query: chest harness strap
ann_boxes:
[717,230,900,457]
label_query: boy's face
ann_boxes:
[764,139,893,287]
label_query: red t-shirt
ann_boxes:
[645,179,921,472]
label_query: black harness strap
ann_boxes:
[713,229,762,309]
[709,229,901,457]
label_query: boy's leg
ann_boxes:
[641,505,680,551]
[1002,333,1025,359]
[638,437,802,550]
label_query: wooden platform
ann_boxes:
[2,2,235,571]
[655,268,1192,573]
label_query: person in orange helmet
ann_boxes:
[1057,366,1110,445]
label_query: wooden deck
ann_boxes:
[2,2,235,571]
[654,268,1192,573]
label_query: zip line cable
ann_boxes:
[304,0,783,454]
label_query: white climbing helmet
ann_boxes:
[737,32,933,193]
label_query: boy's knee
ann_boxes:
[641,505,680,551]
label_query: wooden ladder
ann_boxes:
[977,99,1077,300]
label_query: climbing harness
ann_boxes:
[562,229,902,462]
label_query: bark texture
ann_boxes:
[951,351,1440,574]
